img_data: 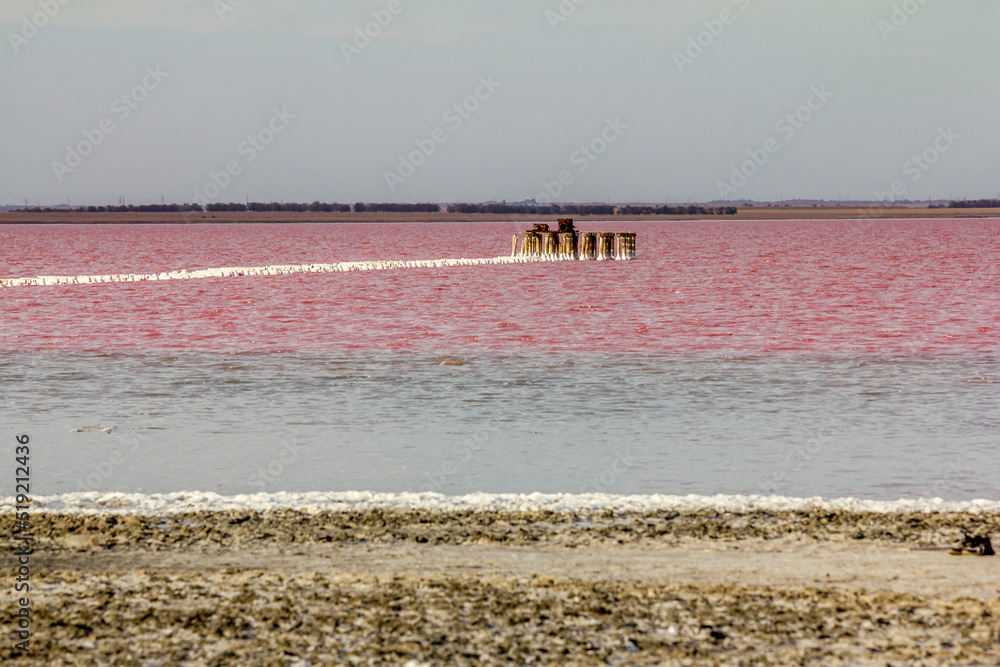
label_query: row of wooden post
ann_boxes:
[514,231,636,260]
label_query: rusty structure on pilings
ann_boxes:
[512,219,636,261]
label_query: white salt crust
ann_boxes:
[3,491,999,516]
[0,254,615,288]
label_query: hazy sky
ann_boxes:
[2,0,997,206]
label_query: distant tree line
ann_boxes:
[448,203,736,216]
[13,202,350,213]
[11,202,739,215]
[947,199,1000,208]
[559,204,617,215]
[211,202,352,212]
[13,204,203,213]
[447,203,617,215]
[617,205,738,216]
[352,203,440,213]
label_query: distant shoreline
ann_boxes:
[2,207,999,224]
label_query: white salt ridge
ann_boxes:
[0,253,596,288]
[3,491,999,516]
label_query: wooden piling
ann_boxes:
[543,232,558,256]
[558,232,577,259]
[597,233,615,260]
[623,232,636,259]
[515,222,633,261]
[614,232,635,260]
[520,231,538,257]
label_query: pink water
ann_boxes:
[1,220,998,354]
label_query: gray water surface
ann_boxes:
[2,352,998,500]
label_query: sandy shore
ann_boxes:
[4,509,998,665]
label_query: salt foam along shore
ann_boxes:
[3,491,1000,516]
[0,252,598,288]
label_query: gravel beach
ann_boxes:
[5,509,999,665]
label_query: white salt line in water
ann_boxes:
[2,491,998,516]
[0,253,600,288]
